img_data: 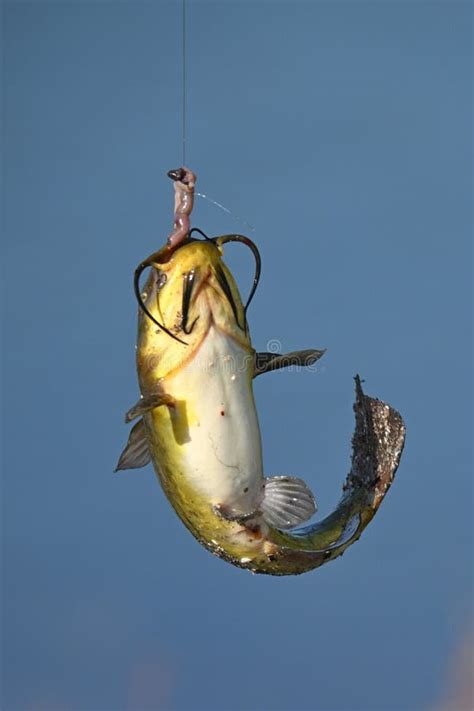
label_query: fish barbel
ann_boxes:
[116,168,405,576]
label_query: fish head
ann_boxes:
[136,239,252,389]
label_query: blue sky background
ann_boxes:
[2,2,472,710]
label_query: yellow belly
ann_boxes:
[144,325,264,524]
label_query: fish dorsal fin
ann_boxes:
[260,476,317,530]
[115,419,151,472]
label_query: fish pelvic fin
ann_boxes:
[260,476,317,530]
[115,419,151,472]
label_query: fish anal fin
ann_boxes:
[115,418,151,472]
[213,503,259,524]
[260,476,317,530]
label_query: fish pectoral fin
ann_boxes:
[254,349,326,377]
[125,390,175,423]
[260,476,317,529]
[114,418,151,472]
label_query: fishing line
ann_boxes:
[179,2,256,235]
[182,0,186,165]
[196,192,256,233]
[180,3,254,234]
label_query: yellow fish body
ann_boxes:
[117,233,405,576]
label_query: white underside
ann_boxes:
[165,325,264,514]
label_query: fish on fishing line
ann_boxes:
[116,167,405,576]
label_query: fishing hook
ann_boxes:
[188,227,212,241]
[214,234,262,318]
[134,232,260,344]
[134,257,188,346]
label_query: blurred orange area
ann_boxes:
[435,626,474,711]
[127,656,174,711]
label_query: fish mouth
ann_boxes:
[189,266,245,334]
